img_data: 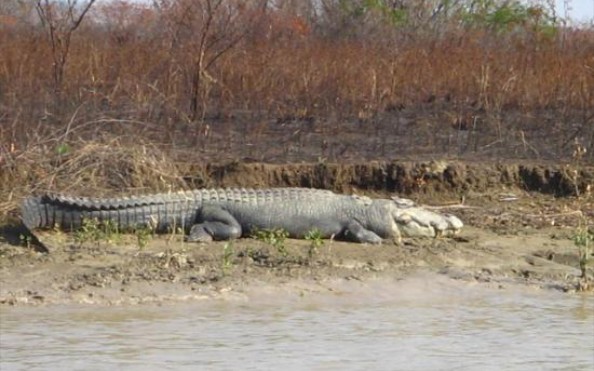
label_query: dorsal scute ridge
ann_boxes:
[38,187,341,210]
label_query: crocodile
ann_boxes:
[21,188,463,244]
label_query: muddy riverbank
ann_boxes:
[1,160,592,306]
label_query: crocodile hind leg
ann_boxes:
[187,206,242,242]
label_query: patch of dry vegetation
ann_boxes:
[0,0,593,221]
[0,138,188,219]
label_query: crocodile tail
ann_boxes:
[21,196,44,231]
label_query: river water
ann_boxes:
[1,276,593,370]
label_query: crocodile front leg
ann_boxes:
[343,221,383,244]
[187,206,242,242]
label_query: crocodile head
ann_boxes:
[390,197,463,238]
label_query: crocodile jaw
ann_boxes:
[394,208,463,238]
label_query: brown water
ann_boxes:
[1,276,593,370]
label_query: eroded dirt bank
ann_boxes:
[181,160,594,198]
[0,160,592,306]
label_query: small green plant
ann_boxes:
[573,222,593,280]
[73,218,121,245]
[55,143,71,156]
[74,218,103,245]
[102,219,121,243]
[222,242,234,274]
[305,228,324,260]
[134,225,153,249]
[253,228,289,257]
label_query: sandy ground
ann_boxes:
[1,185,592,306]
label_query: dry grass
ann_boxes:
[1,9,592,136]
[0,138,188,221]
[3,30,592,119]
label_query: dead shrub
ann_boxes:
[0,138,188,221]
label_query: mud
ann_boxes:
[1,160,593,306]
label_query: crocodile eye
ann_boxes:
[392,197,415,208]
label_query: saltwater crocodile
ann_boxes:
[21,188,463,244]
